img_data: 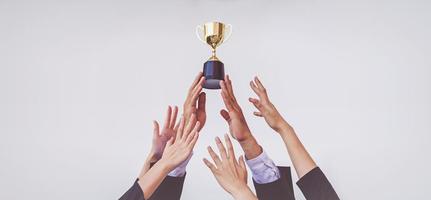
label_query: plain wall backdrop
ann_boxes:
[1,0,430,199]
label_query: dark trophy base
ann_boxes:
[203,60,225,89]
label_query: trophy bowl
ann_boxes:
[196,21,232,89]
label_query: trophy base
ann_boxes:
[203,60,225,89]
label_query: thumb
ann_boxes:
[220,109,231,123]
[165,137,174,149]
[248,97,263,110]
[153,120,160,137]
[197,92,206,112]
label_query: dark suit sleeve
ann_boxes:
[296,167,339,200]
[253,166,296,200]
[119,162,186,200]
[148,174,186,200]
[119,179,145,200]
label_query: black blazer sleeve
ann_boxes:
[253,166,296,200]
[296,167,339,200]
[119,163,186,200]
[148,174,186,200]
[119,179,145,200]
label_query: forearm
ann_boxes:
[239,132,263,160]
[137,161,171,199]
[278,123,316,179]
[138,152,159,179]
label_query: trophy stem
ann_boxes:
[210,48,219,61]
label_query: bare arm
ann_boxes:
[138,152,158,179]
[249,76,316,178]
[137,159,171,198]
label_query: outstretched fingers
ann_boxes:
[187,129,200,150]
[207,146,222,167]
[250,81,262,97]
[188,72,203,92]
[248,98,264,117]
[224,134,236,164]
[215,136,228,160]
[186,121,200,144]
[203,158,217,173]
[175,117,185,141]
[169,106,178,129]
[248,97,262,109]
[225,75,236,100]
[254,76,266,91]
[183,114,197,140]
[163,106,172,128]
[191,77,205,103]
[220,82,235,111]
[250,76,269,100]
[224,75,238,105]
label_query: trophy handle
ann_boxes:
[223,24,233,43]
[195,25,206,44]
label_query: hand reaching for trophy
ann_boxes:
[219,75,263,161]
[219,75,253,142]
[249,76,291,132]
[183,72,206,131]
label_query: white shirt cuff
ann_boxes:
[245,151,281,184]
[167,152,193,177]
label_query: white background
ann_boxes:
[1,0,430,199]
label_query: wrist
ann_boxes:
[239,135,262,160]
[147,151,160,163]
[238,133,256,147]
[231,184,255,200]
[154,158,173,175]
[277,121,293,135]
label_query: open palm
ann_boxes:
[219,75,252,142]
[152,106,178,159]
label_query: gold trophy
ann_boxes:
[196,21,232,89]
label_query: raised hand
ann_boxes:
[137,114,200,199]
[183,72,206,131]
[151,106,179,160]
[249,76,317,179]
[203,134,257,200]
[159,114,200,170]
[138,106,178,178]
[249,76,290,132]
[219,75,252,142]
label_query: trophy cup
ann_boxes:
[196,21,232,89]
